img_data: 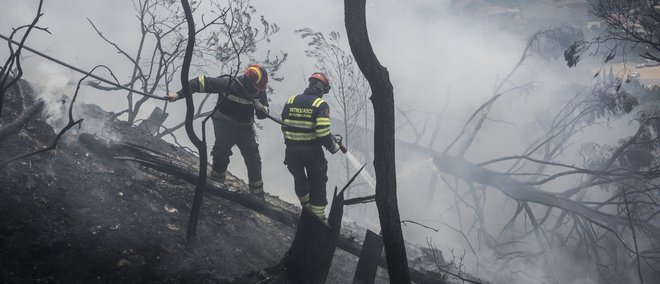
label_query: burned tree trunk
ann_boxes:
[344,0,410,282]
[179,0,209,243]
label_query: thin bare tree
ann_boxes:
[296,28,370,190]
[88,0,286,129]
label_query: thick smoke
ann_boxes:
[2,0,651,283]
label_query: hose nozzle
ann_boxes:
[334,134,348,154]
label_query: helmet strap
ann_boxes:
[311,80,326,94]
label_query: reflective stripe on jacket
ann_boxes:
[178,75,269,126]
[281,91,333,149]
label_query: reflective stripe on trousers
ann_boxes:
[249,180,264,194]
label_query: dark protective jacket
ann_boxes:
[177,75,269,126]
[280,87,334,150]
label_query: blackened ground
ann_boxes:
[0,81,393,283]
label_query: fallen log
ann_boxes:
[430,150,660,238]
[389,138,660,240]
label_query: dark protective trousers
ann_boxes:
[211,118,262,185]
[284,147,328,208]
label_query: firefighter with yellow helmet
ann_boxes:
[165,64,269,197]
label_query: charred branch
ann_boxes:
[0,0,48,116]
[401,220,439,232]
[345,194,375,205]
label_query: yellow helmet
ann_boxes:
[244,64,268,91]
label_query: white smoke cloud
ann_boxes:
[2,0,647,283]
[31,62,73,127]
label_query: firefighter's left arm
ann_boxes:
[255,90,269,120]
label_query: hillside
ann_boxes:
[0,80,388,283]
[0,80,456,283]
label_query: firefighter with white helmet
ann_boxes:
[281,72,345,219]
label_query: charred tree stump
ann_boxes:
[282,188,345,283]
[138,107,168,136]
[0,100,43,141]
[353,230,383,284]
[284,208,334,283]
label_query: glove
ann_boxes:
[327,142,341,154]
[253,100,269,119]
[164,92,180,102]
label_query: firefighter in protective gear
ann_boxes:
[281,72,343,219]
[165,64,269,197]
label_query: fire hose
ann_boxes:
[235,81,348,154]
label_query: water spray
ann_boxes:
[332,134,376,190]
[345,150,376,189]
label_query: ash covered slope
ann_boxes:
[0,80,374,283]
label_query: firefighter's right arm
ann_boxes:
[165,75,229,101]
[315,103,341,154]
